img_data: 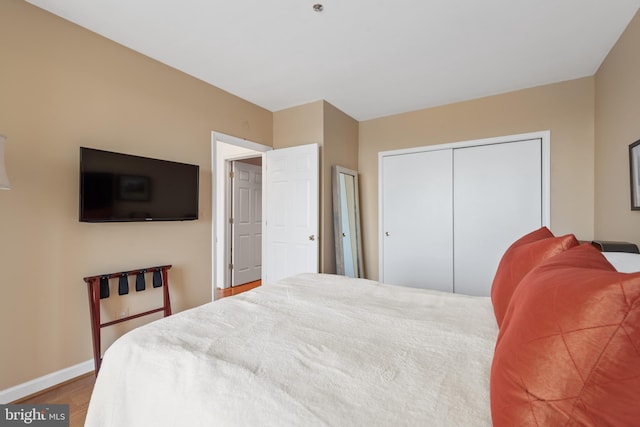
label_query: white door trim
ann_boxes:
[211,131,271,301]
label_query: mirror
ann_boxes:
[332,166,364,278]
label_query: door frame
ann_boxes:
[211,131,271,301]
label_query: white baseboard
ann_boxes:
[0,359,94,404]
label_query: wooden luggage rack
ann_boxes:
[83,265,172,374]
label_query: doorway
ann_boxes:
[212,132,270,300]
[212,132,320,301]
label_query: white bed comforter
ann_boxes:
[85,273,498,427]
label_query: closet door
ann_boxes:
[453,139,542,296]
[380,149,453,291]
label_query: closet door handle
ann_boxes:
[385,231,390,237]
[309,235,316,241]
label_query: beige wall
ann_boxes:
[273,100,358,274]
[0,0,272,390]
[272,101,324,149]
[359,78,596,280]
[273,101,325,270]
[595,11,640,244]
[322,102,359,274]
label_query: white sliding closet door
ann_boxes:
[381,150,453,291]
[453,139,542,296]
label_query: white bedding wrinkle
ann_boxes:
[85,273,498,427]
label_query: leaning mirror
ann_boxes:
[332,166,364,278]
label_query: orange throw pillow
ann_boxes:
[491,227,578,327]
[491,244,640,426]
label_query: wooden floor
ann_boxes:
[12,281,260,426]
[14,372,96,427]
[215,279,261,299]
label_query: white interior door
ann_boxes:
[264,144,319,285]
[231,161,262,286]
[453,138,543,296]
[380,149,454,291]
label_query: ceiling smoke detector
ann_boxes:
[313,4,324,12]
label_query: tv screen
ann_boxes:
[79,147,199,222]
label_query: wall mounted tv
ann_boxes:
[79,147,199,222]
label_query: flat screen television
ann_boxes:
[79,147,199,222]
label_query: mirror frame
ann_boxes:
[332,165,365,278]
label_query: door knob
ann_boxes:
[309,235,316,241]
[385,231,390,237]
[342,232,347,237]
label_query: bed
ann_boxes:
[85,273,497,426]
[85,228,640,426]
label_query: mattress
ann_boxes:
[85,273,498,426]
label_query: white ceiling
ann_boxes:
[25,0,640,121]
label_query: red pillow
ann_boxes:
[491,244,640,426]
[491,227,578,327]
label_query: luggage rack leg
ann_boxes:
[83,265,172,374]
